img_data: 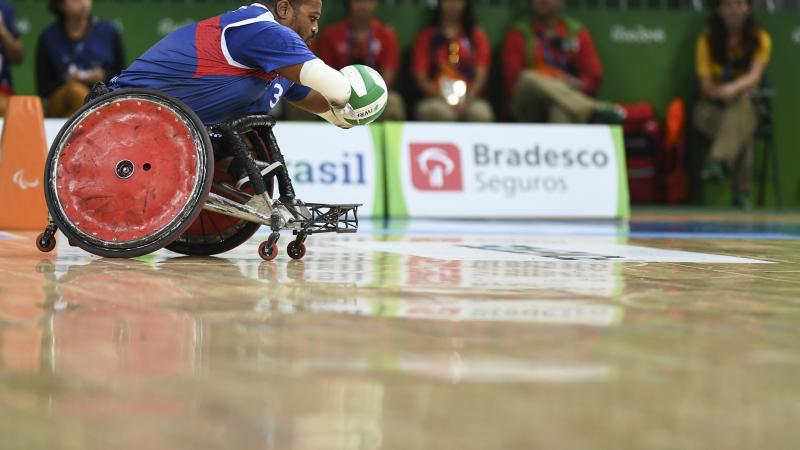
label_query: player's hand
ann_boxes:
[329,103,355,129]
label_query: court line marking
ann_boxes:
[336,240,773,264]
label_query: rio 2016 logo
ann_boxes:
[410,143,463,191]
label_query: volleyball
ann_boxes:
[340,64,388,126]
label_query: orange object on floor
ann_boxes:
[0,96,49,230]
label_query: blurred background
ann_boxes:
[3,0,798,209]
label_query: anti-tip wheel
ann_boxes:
[287,241,306,260]
[36,233,56,253]
[259,241,279,261]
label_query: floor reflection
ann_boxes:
[1,216,799,449]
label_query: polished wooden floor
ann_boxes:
[1,211,799,450]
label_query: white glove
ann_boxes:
[321,103,355,129]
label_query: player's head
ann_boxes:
[49,0,93,23]
[262,0,322,44]
[347,0,379,23]
[530,0,564,20]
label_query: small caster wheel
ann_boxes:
[36,233,56,252]
[287,241,306,260]
[259,241,278,261]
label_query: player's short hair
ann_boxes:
[260,0,309,9]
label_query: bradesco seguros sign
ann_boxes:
[385,123,629,219]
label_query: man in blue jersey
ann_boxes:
[112,0,353,127]
[110,0,356,194]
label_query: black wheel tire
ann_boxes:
[259,241,278,261]
[36,233,56,252]
[287,241,306,260]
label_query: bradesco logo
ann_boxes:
[410,143,463,191]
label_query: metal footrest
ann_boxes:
[290,203,361,235]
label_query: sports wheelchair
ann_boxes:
[36,87,360,261]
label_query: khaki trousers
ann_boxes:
[415,97,494,122]
[511,71,597,123]
[693,95,757,194]
[46,81,90,118]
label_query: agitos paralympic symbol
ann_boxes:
[12,170,40,190]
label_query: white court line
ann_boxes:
[336,239,772,264]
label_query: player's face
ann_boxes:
[718,0,750,31]
[531,0,563,19]
[61,0,92,20]
[349,0,378,23]
[288,0,322,44]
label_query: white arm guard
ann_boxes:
[299,58,352,107]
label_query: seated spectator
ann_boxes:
[0,1,23,116]
[36,0,124,117]
[411,0,494,122]
[317,0,405,121]
[502,0,623,123]
[694,0,770,209]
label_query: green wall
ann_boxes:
[8,1,799,207]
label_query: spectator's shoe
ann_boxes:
[733,193,752,210]
[589,102,627,124]
[701,158,726,182]
[227,158,283,191]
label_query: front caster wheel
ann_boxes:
[287,241,306,260]
[36,233,56,252]
[259,241,279,261]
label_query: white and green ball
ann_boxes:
[340,64,388,126]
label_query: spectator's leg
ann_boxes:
[415,97,457,121]
[464,98,494,122]
[692,99,722,139]
[46,81,90,117]
[511,72,550,122]
[381,91,407,121]
[709,96,757,169]
[548,104,576,123]
[514,72,596,123]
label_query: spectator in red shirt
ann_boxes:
[411,0,493,122]
[502,0,623,123]
[316,0,405,120]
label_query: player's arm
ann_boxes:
[275,59,354,128]
[289,90,330,114]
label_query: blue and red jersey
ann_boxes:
[111,4,316,125]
